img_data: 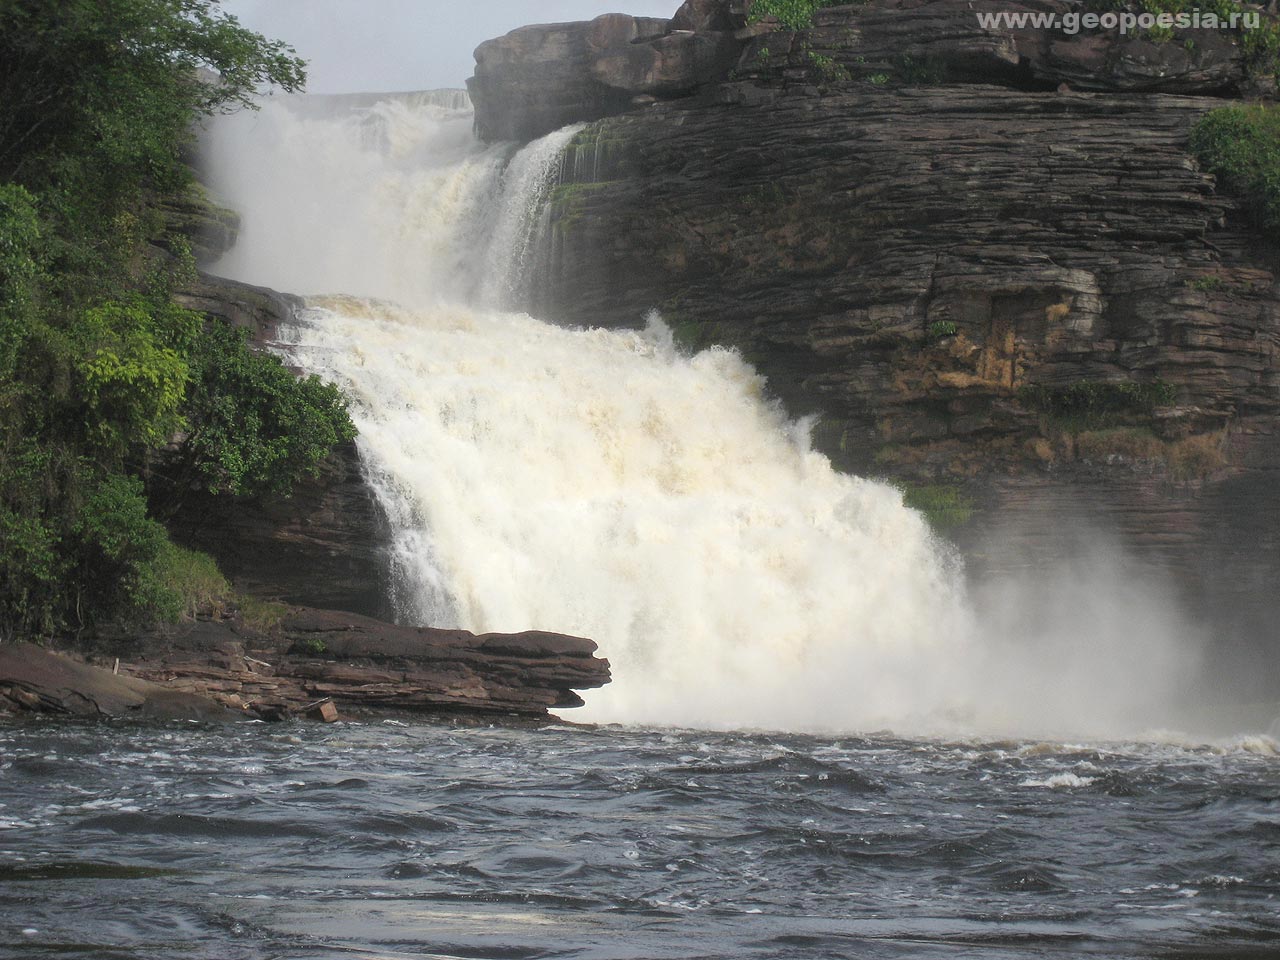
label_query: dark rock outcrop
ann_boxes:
[0,644,232,721]
[173,271,299,344]
[741,0,1275,96]
[0,609,611,721]
[165,438,393,619]
[157,181,241,267]
[467,8,747,141]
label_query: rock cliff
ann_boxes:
[469,0,1280,676]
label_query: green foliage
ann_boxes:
[0,0,350,640]
[1019,379,1177,429]
[1187,275,1226,292]
[148,541,229,621]
[72,474,175,623]
[748,0,843,31]
[1190,104,1280,239]
[807,52,851,81]
[63,474,228,626]
[179,324,355,498]
[73,297,198,453]
[294,636,328,656]
[0,440,64,637]
[0,0,305,199]
[867,73,891,85]
[900,483,975,533]
[926,320,958,341]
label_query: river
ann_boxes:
[2,720,1278,958]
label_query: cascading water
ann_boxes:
[203,93,1201,736]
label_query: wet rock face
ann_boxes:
[165,438,393,620]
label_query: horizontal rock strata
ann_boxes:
[0,609,610,722]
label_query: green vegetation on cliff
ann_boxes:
[1190,104,1280,238]
[748,0,845,31]
[0,1,353,638]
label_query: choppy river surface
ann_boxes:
[1,719,1277,959]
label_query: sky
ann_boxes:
[219,0,682,94]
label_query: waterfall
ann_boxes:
[203,93,1201,735]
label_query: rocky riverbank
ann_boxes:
[0,608,610,723]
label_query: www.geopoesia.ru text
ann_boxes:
[975,8,1262,35]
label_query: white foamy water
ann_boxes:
[282,299,971,729]
[203,92,1227,737]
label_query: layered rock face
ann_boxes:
[470,0,1280,672]
[535,86,1276,471]
[0,610,611,720]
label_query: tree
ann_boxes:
[0,0,349,638]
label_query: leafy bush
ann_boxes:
[147,541,230,621]
[179,324,356,498]
[1190,104,1280,239]
[1187,275,1225,292]
[71,474,178,625]
[808,52,851,82]
[73,297,198,454]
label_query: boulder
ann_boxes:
[671,0,744,32]
[591,29,744,96]
[468,8,749,142]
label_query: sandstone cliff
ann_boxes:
[469,0,1280,681]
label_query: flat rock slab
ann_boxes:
[1,605,612,724]
[0,644,231,721]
